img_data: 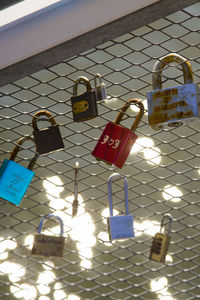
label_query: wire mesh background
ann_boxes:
[0,2,200,299]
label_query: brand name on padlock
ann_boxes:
[101,134,121,149]
[154,100,188,112]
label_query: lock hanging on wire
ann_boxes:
[149,214,173,263]
[107,173,134,241]
[71,76,98,122]
[32,110,64,155]
[31,213,65,258]
[93,73,107,101]
[92,99,144,168]
[0,136,38,205]
[147,53,200,130]
[72,161,79,217]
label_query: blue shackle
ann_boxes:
[160,213,173,235]
[108,173,129,217]
[38,213,64,236]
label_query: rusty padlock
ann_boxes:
[147,53,200,129]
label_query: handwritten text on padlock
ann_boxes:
[101,135,121,149]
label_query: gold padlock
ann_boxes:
[149,214,172,263]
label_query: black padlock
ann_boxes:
[71,76,98,122]
[32,110,64,155]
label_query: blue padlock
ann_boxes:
[107,173,134,241]
[0,136,38,205]
[147,53,200,129]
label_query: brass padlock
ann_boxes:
[31,214,65,258]
[94,73,107,101]
[149,214,173,263]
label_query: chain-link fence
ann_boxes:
[0,2,200,299]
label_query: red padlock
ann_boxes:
[92,99,144,168]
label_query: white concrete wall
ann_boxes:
[0,0,158,70]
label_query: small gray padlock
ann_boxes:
[31,213,65,258]
[149,214,173,263]
[107,173,134,241]
[94,73,107,101]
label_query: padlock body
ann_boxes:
[147,83,200,129]
[31,233,65,257]
[92,122,137,168]
[149,233,171,263]
[94,83,107,101]
[0,159,34,205]
[71,91,98,122]
[33,125,64,155]
[107,215,134,241]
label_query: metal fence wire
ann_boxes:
[0,2,200,300]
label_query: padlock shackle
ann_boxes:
[152,53,194,90]
[9,136,38,170]
[160,213,173,235]
[94,73,103,87]
[73,76,92,96]
[114,99,144,132]
[108,173,129,217]
[38,213,64,236]
[32,110,57,131]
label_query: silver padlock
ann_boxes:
[31,213,65,258]
[107,173,134,241]
[149,214,173,263]
[147,53,200,129]
[94,73,107,101]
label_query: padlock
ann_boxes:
[149,214,173,263]
[32,110,64,155]
[71,76,98,122]
[107,173,134,241]
[147,53,200,130]
[31,213,65,258]
[92,99,144,168]
[93,73,107,101]
[0,136,38,205]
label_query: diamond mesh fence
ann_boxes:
[0,2,200,300]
